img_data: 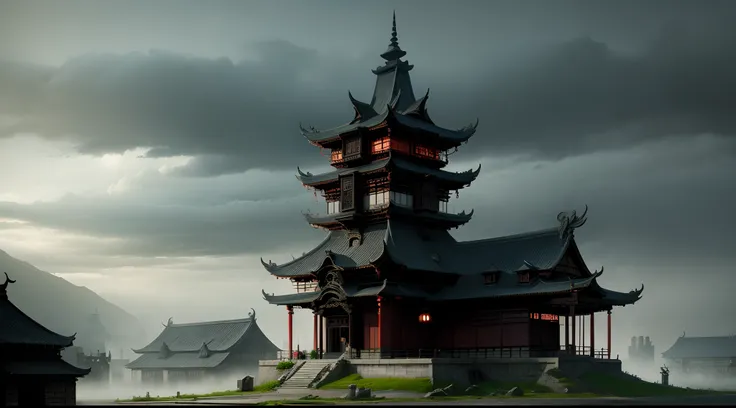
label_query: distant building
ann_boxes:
[126,310,279,385]
[628,335,655,363]
[0,273,90,405]
[662,334,736,375]
[75,311,110,356]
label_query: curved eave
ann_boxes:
[259,233,334,276]
[300,108,479,148]
[262,280,390,306]
[596,284,644,307]
[348,91,378,124]
[304,213,343,229]
[388,206,474,228]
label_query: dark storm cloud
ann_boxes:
[1,135,734,263]
[2,4,736,176]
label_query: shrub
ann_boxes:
[310,350,319,360]
[276,360,295,370]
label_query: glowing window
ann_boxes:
[414,145,440,160]
[371,137,390,154]
[331,149,343,162]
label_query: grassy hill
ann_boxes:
[0,248,145,356]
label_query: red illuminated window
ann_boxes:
[418,313,431,323]
[331,149,343,163]
[371,137,390,154]
[414,145,440,160]
[518,272,531,283]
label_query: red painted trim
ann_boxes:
[377,296,382,349]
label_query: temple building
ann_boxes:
[126,310,279,384]
[662,334,736,376]
[0,273,90,405]
[260,13,644,360]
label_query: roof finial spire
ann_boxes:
[380,11,407,62]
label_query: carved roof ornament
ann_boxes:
[161,317,174,328]
[248,308,257,321]
[0,272,16,298]
[557,205,589,239]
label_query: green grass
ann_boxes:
[318,374,434,393]
[115,380,281,402]
[577,372,724,398]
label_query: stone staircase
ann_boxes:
[280,360,335,389]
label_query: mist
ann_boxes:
[76,371,258,402]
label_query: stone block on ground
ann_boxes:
[506,386,524,397]
[237,375,254,392]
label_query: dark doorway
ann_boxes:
[18,380,46,406]
[325,315,350,354]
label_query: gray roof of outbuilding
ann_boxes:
[662,336,736,359]
[297,156,481,188]
[132,318,255,354]
[0,275,77,348]
[126,352,230,370]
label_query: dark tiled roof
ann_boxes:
[261,224,387,277]
[0,275,76,347]
[299,24,477,148]
[262,219,574,278]
[305,206,474,230]
[126,352,230,370]
[262,281,388,305]
[662,336,736,359]
[2,360,91,377]
[297,156,481,188]
[132,318,255,353]
[430,272,602,301]
[301,108,476,146]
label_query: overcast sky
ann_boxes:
[1,0,735,356]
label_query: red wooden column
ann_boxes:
[313,313,318,352]
[590,313,595,357]
[607,310,612,359]
[287,306,294,360]
[377,296,382,349]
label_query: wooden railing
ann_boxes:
[560,345,610,359]
[347,347,561,360]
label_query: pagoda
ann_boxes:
[0,273,90,405]
[261,13,643,360]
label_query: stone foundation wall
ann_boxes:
[257,360,282,385]
[349,359,433,379]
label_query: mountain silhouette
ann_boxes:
[0,248,145,358]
